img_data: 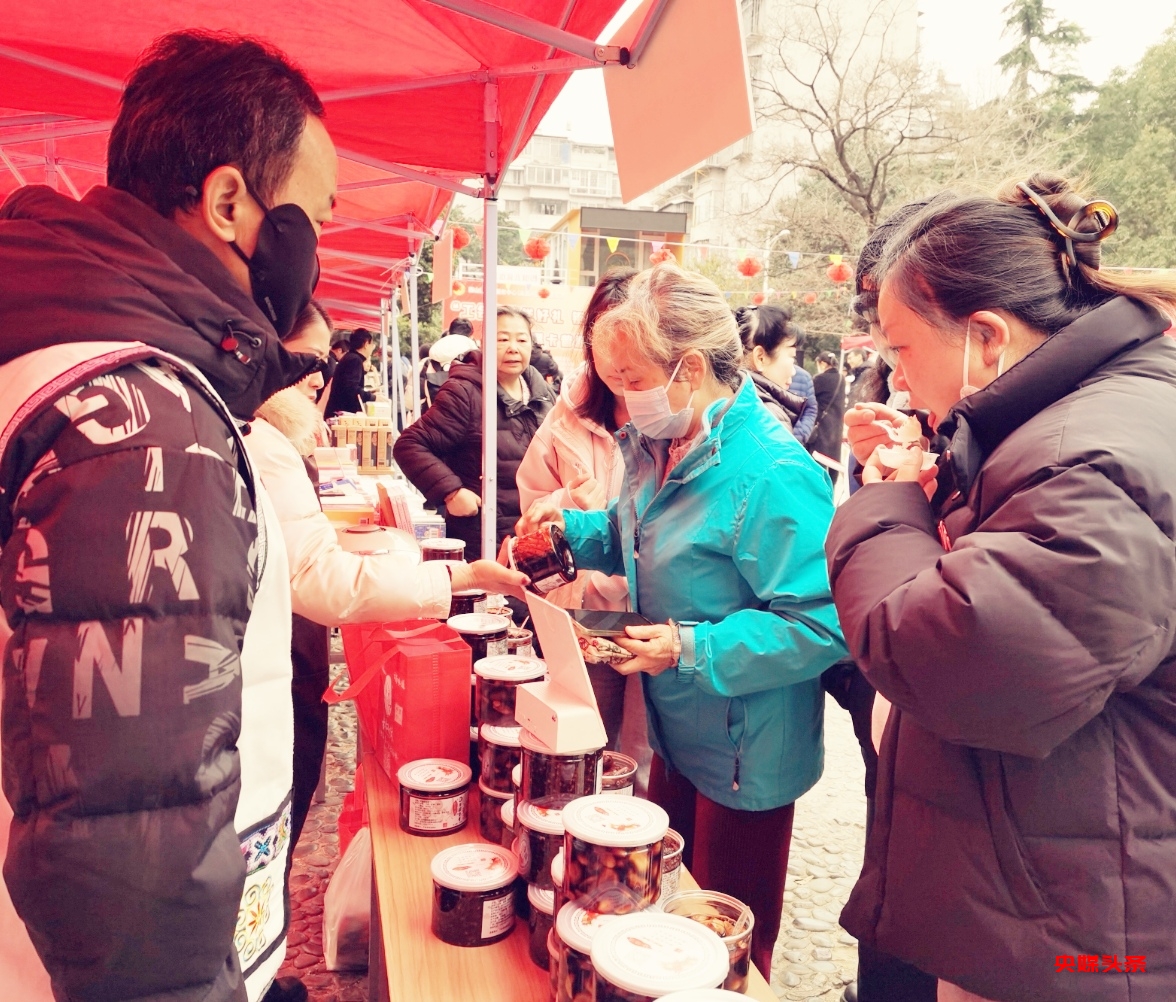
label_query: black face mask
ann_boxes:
[230,198,321,338]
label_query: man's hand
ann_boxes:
[844,403,908,465]
[516,498,566,537]
[445,487,481,518]
[451,560,529,601]
[861,444,939,501]
[612,624,678,677]
[568,470,608,511]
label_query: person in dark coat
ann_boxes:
[827,173,1176,1002]
[530,340,563,394]
[323,327,374,417]
[807,350,846,482]
[735,305,813,438]
[394,306,555,558]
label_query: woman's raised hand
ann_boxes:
[568,470,608,511]
[844,403,908,465]
[452,559,529,601]
[516,497,566,537]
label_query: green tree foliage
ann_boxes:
[998,0,1092,106]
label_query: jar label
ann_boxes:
[604,784,635,797]
[481,893,514,939]
[409,792,466,831]
[662,864,681,899]
[474,599,488,614]
[486,639,508,657]
[514,643,534,658]
[533,572,565,594]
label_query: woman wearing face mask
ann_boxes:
[517,265,847,979]
[826,174,1176,1002]
[247,300,528,857]
[515,270,652,784]
[395,306,556,559]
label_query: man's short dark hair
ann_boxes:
[448,318,474,338]
[350,329,374,351]
[108,30,324,218]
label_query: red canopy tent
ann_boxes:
[0,0,672,553]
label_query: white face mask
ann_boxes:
[625,357,696,439]
[959,320,1006,400]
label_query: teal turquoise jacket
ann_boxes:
[562,375,847,810]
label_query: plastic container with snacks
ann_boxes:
[477,780,513,845]
[657,829,685,904]
[520,728,603,802]
[429,843,518,947]
[499,797,516,848]
[512,763,522,799]
[527,884,556,970]
[562,795,669,913]
[659,890,754,993]
[509,524,577,595]
[601,751,639,795]
[515,796,570,889]
[554,902,622,1002]
[449,588,488,619]
[475,656,547,727]
[590,912,730,1002]
[547,928,561,1000]
[478,724,523,793]
[422,537,466,562]
[396,759,471,837]
[447,613,511,664]
[550,848,567,917]
[507,626,535,658]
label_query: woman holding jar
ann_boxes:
[827,174,1176,1002]
[516,271,653,777]
[517,264,847,977]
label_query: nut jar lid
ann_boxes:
[446,613,511,636]
[527,884,555,915]
[550,848,564,887]
[424,537,466,552]
[555,902,622,956]
[479,723,523,747]
[519,727,604,757]
[512,763,522,787]
[590,912,728,996]
[474,655,547,682]
[477,778,512,801]
[515,796,568,836]
[430,843,519,893]
[396,758,472,793]
[562,794,669,847]
[500,798,516,828]
[451,588,487,598]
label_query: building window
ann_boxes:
[527,165,569,187]
[504,200,521,215]
[741,0,761,34]
[505,168,524,186]
[537,201,565,216]
[570,169,616,197]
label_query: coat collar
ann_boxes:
[938,296,1170,494]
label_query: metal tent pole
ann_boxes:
[481,195,499,560]
[410,253,421,422]
[379,299,391,403]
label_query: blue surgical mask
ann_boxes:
[624,357,696,439]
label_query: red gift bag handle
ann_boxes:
[323,621,461,705]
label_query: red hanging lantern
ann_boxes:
[752,292,766,305]
[736,256,763,278]
[524,236,551,261]
[826,261,854,284]
[803,291,818,305]
[450,226,470,251]
[538,286,550,299]
[650,248,675,266]
[452,280,467,296]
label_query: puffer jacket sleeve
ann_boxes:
[563,502,625,578]
[247,420,451,624]
[687,457,847,697]
[826,470,1176,759]
[788,368,819,444]
[392,377,475,505]
[0,361,254,1002]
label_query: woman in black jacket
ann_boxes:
[394,306,555,558]
[828,173,1176,1002]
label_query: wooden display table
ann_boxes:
[364,747,778,1002]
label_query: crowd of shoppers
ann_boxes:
[0,25,1173,1002]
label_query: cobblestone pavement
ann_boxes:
[276,653,367,1002]
[768,693,868,1001]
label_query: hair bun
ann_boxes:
[1009,174,1118,282]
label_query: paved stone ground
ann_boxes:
[768,693,868,1001]
[276,650,368,1002]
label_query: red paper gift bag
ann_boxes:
[330,620,471,781]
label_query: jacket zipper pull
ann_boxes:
[732,754,741,792]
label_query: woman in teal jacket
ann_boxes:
[518,264,846,976]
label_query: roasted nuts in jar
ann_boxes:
[429,843,519,947]
[657,829,685,904]
[507,626,535,658]
[512,762,522,799]
[590,912,730,1002]
[447,613,511,664]
[520,728,603,802]
[555,902,622,1002]
[499,797,516,848]
[551,848,567,916]
[478,780,512,846]
[527,884,556,970]
[548,928,562,1000]
[448,588,488,618]
[475,656,547,727]
[422,537,466,562]
[561,795,669,913]
[601,751,638,795]
[509,523,577,594]
[515,796,571,889]
[478,723,523,793]
[659,890,754,993]
[396,759,472,837]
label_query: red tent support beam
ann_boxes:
[419,0,628,64]
[0,120,115,148]
[336,147,481,198]
[0,42,123,90]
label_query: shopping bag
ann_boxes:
[337,763,368,857]
[323,826,371,972]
